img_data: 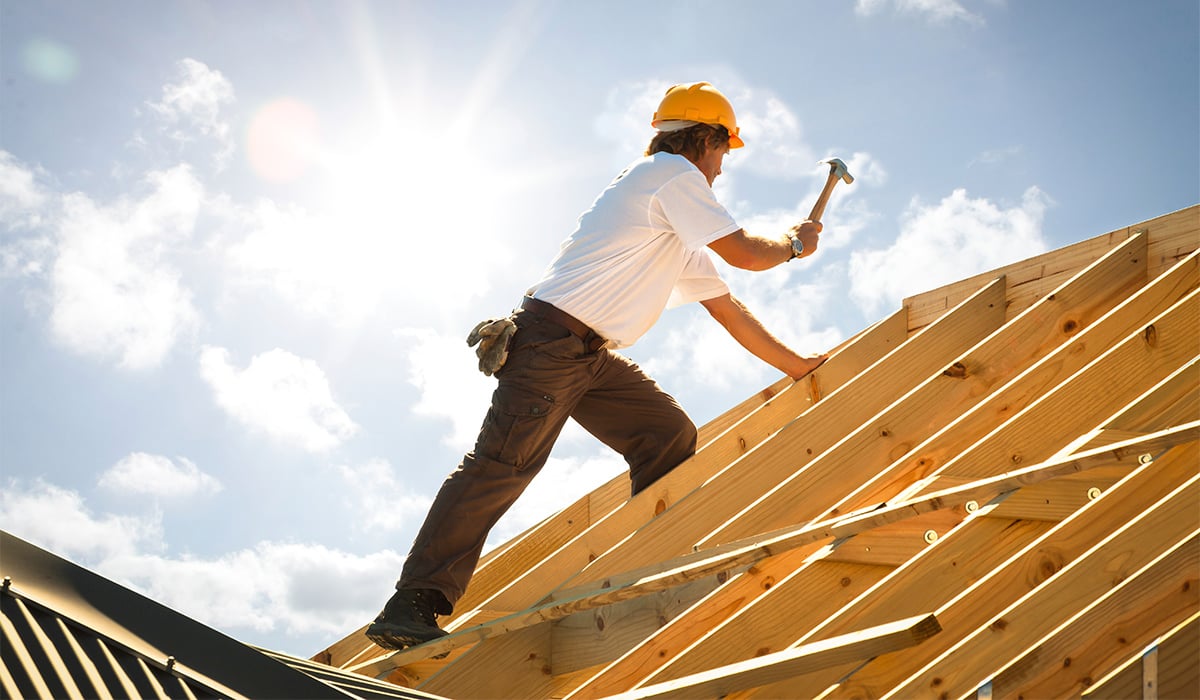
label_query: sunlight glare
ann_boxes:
[307,130,501,316]
[246,98,320,183]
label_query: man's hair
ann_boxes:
[644,123,730,160]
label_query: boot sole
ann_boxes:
[365,621,449,658]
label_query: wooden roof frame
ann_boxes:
[315,204,1199,698]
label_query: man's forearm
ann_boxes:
[707,221,822,271]
[700,294,827,379]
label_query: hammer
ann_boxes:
[807,158,855,223]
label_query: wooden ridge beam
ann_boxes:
[350,425,1196,676]
[600,613,942,700]
[331,211,1200,686]
[902,204,1198,332]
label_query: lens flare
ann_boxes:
[22,37,79,84]
[245,98,320,183]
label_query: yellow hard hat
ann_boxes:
[651,82,744,149]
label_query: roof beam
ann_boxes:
[851,458,1200,698]
[606,613,942,700]
[352,425,1195,674]
[416,278,1007,697]
[323,309,909,669]
[904,531,1198,700]
[564,551,891,698]
[823,246,1196,528]
[708,441,1200,698]
[559,242,1194,696]
[1082,612,1199,700]
[558,278,1008,596]
[978,533,1198,698]
[699,233,1154,549]
[360,213,1195,696]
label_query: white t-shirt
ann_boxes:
[527,153,738,348]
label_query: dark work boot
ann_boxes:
[365,588,450,651]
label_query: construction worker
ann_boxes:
[366,82,827,650]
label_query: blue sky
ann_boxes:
[2,0,1197,658]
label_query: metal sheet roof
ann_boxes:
[1,531,446,700]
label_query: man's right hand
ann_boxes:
[789,220,823,259]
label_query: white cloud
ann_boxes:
[105,541,403,637]
[855,0,986,24]
[394,327,497,450]
[49,165,202,370]
[199,346,360,453]
[0,151,53,278]
[146,58,235,167]
[98,452,222,500]
[732,91,816,179]
[0,479,163,561]
[0,479,402,641]
[0,150,48,228]
[336,459,433,533]
[849,187,1050,314]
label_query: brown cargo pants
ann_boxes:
[396,304,698,611]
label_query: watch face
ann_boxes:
[791,235,804,258]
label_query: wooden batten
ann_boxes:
[607,613,942,700]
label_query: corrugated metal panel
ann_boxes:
[2,582,224,700]
[256,647,445,700]
[1,532,448,700]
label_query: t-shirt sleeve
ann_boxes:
[667,249,729,308]
[655,170,741,251]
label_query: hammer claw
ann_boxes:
[821,158,855,184]
[808,156,856,223]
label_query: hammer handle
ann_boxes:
[807,170,840,223]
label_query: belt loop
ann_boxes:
[520,296,608,351]
[584,331,605,353]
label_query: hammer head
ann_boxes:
[822,158,855,184]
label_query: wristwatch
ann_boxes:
[787,231,805,260]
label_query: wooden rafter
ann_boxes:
[352,424,1197,676]
[314,205,1199,698]
[607,613,942,700]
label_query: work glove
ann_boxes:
[466,317,517,376]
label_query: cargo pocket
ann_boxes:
[478,384,558,471]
